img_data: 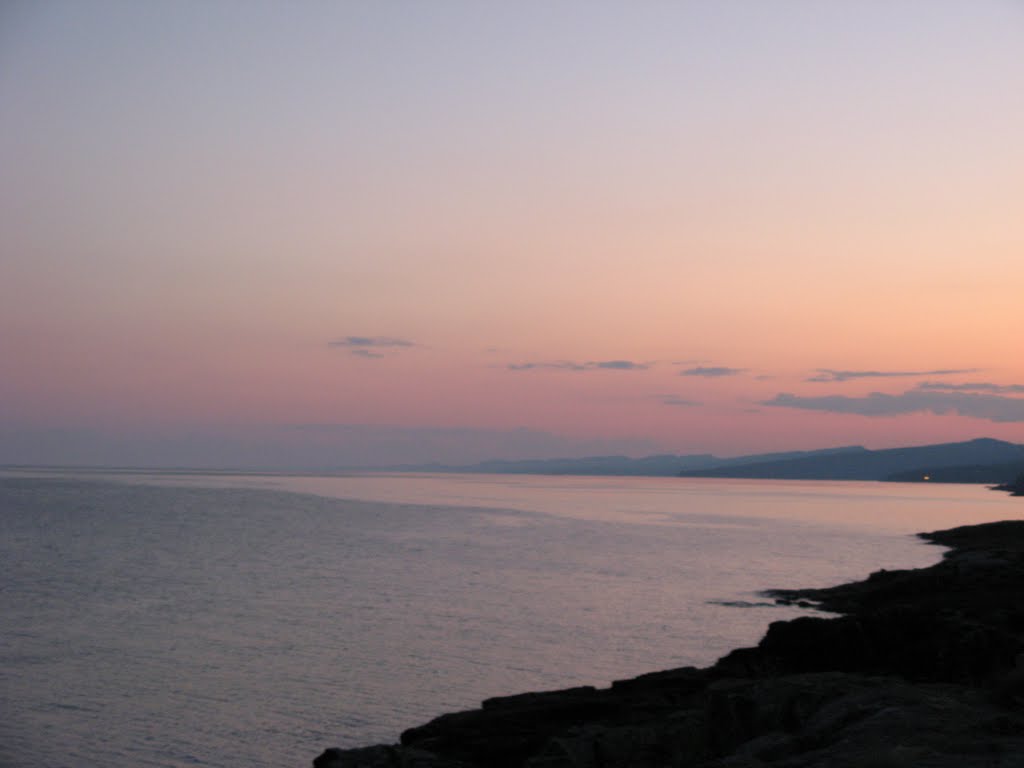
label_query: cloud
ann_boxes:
[329,336,415,349]
[762,390,1024,422]
[659,395,702,407]
[594,360,647,370]
[916,381,1024,395]
[679,366,745,377]
[807,368,977,383]
[508,360,649,371]
[329,336,416,358]
[508,361,586,371]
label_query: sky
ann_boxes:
[2,1,1023,468]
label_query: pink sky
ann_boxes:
[2,2,1023,467]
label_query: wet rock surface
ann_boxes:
[314,520,1024,767]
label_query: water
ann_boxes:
[1,471,1020,768]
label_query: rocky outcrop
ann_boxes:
[314,521,1024,767]
[993,472,1024,496]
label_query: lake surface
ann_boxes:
[1,471,1020,768]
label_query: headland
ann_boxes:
[314,518,1024,767]
[993,473,1024,497]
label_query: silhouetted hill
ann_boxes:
[885,461,1024,484]
[679,438,1024,481]
[453,454,719,475]
[993,472,1024,496]
[386,454,716,476]
[390,446,866,477]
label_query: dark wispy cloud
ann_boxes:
[595,360,648,370]
[807,368,977,383]
[679,366,745,377]
[330,336,416,349]
[762,390,1024,422]
[507,362,581,371]
[658,395,702,407]
[329,336,416,358]
[508,360,650,372]
[916,381,1024,395]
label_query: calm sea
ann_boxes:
[1,471,1020,768]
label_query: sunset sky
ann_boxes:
[2,1,1023,467]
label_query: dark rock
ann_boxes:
[992,471,1024,496]
[313,746,396,768]
[313,745,466,768]
[398,686,620,768]
[609,665,709,695]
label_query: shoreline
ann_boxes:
[315,518,1024,767]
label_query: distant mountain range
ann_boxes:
[388,446,862,476]
[678,438,1024,482]
[393,438,1024,484]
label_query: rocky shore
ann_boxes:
[314,520,1024,768]
[993,474,1024,497]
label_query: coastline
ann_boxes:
[314,518,1024,767]
[992,474,1024,497]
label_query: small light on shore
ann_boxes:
[923,475,931,481]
